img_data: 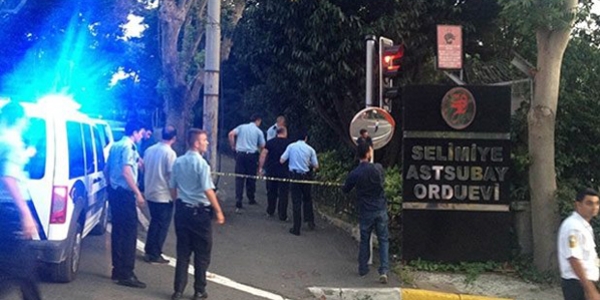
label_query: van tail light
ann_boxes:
[50,186,68,224]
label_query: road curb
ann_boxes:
[308,287,513,300]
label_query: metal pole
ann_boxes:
[365,35,376,107]
[203,0,221,170]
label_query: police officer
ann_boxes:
[558,188,600,300]
[169,129,225,300]
[104,120,147,288]
[266,115,286,141]
[0,102,42,300]
[228,114,265,213]
[280,129,319,236]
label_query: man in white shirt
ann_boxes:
[143,126,177,264]
[558,188,600,300]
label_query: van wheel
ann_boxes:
[49,222,83,283]
[90,201,109,235]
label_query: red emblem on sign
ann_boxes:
[441,87,476,130]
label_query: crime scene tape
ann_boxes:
[212,171,343,187]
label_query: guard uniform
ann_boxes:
[266,123,279,141]
[106,136,141,281]
[0,127,42,300]
[232,122,265,208]
[170,150,215,296]
[281,139,318,235]
[558,211,599,300]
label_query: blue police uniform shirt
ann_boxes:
[107,136,140,191]
[280,140,318,174]
[169,150,214,207]
[234,122,265,153]
[0,128,30,203]
[266,123,279,141]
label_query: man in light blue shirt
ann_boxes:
[104,120,147,288]
[0,101,43,300]
[228,114,265,212]
[280,129,319,236]
[169,129,224,300]
[266,115,286,141]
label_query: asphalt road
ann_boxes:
[3,155,398,300]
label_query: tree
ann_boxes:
[157,0,245,153]
[227,0,508,164]
[500,0,592,271]
[0,0,145,116]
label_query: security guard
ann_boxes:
[228,114,265,212]
[280,129,319,236]
[169,129,225,300]
[557,188,600,300]
[104,120,147,288]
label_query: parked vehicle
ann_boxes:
[0,96,111,282]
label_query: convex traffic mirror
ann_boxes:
[349,107,396,150]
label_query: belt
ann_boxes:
[290,170,308,174]
[237,151,257,155]
[177,199,209,209]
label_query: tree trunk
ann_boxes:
[530,23,572,272]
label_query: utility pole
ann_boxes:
[203,0,221,169]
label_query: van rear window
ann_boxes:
[23,118,46,179]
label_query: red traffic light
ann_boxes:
[382,44,404,77]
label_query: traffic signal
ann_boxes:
[381,44,404,78]
[380,44,404,112]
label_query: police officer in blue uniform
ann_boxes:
[280,129,319,236]
[0,102,42,300]
[228,114,265,212]
[170,129,225,300]
[104,120,147,288]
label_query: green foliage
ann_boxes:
[407,259,503,284]
[510,254,557,284]
[224,0,511,165]
[384,165,402,215]
[500,0,593,34]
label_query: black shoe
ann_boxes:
[248,200,258,205]
[171,292,183,300]
[145,254,170,264]
[110,274,119,282]
[193,291,208,299]
[307,222,316,231]
[289,228,300,236]
[116,276,147,288]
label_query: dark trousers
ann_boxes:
[235,152,258,208]
[562,278,586,300]
[0,203,41,300]
[109,187,138,280]
[174,201,213,294]
[266,176,289,220]
[290,172,314,233]
[144,201,174,259]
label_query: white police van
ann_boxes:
[0,96,111,282]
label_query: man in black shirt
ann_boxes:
[342,143,389,284]
[258,127,292,221]
[356,129,373,148]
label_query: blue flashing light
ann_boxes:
[37,94,81,112]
